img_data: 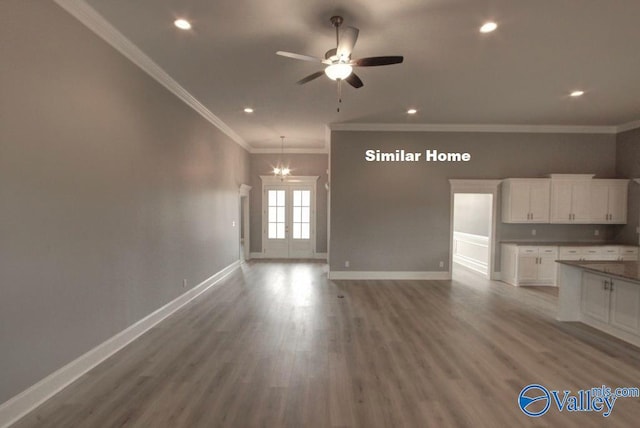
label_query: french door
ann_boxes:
[262,177,317,258]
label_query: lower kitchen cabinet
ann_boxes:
[582,272,611,323]
[582,272,640,336]
[501,244,558,286]
[502,244,639,287]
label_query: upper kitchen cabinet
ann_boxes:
[501,179,550,223]
[590,179,629,224]
[549,175,594,224]
[501,175,629,224]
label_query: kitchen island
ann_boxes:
[557,260,640,347]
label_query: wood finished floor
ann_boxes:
[12,262,640,427]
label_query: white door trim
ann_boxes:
[239,184,252,261]
[449,180,501,280]
[260,175,320,185]
[260,176,319,258]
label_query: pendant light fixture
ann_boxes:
[273,136,290,180]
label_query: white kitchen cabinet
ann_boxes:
[558,247,583,261]
[538,250,558,283]
[582,272,640,336]
[620,247,639,261]
[599,246,622,260]
[558,246,638,262]
[550,176,593,223]
[502,175,628,224]
[582,272,611,323]
[583,247,605,260]
[500,244,557,286]
[501,179,550,223]
[610,279,640,334]
[590,180,628,224]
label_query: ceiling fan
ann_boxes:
[276,15,403,89]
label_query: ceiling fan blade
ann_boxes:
[337,26,359,58]
[345,72,364,89]
[297,71,325,85]
[276,51,329,64]
[354,56,404,67]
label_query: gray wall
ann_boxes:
[454,194,492,236]
[0,1,249,403]
[330,130,617,272]
[249,154,328,254]
[615,127,640,245]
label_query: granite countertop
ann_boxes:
[500,241,628,246]
[557,260,640,283]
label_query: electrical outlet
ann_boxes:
[531,229,536,236]
[232,221,236,227]
[594,229,599,236]
[439,261,444,268]
[345,261,350,268]
[183,279,187,288]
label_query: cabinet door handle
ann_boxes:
[610,281,614,292]
[604,280,609,290]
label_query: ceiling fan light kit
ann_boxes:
[276,15,404,101]
[325,63,353,80]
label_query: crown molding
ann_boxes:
[53,0,250,152]
[617,119,640,133]
[330,122,619,134]
[250,148,328,154]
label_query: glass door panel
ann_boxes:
[263,184,315,258]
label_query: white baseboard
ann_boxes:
[328,271,451,280]
[452,254,489,275]
[0,261,240,428]
[249,252,327,260]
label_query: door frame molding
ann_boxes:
[239,184,252,262]
[449,180,501,280]
[260,176,319,258]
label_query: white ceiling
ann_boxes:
[79,0,640,151]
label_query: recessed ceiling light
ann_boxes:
[480,22,498,33]
[570,90,585,97]
[407,108,418,115]
[174,19,192,30]
[244,107,254,113]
